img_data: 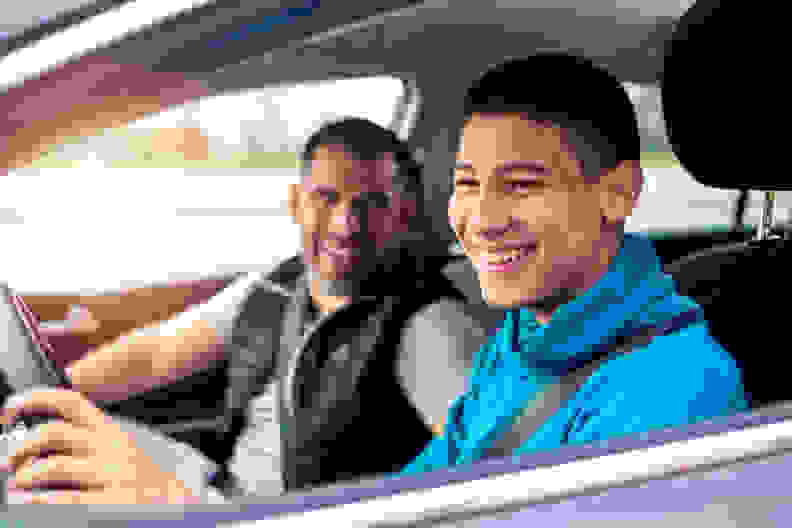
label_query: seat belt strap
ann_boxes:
[483,308,704,459]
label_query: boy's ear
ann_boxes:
[598,159,642,224]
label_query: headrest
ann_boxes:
[661,1,786,191]
[441,256,486,305]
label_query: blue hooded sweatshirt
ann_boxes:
[399,233,748,475]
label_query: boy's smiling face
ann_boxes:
[450,113,641,314]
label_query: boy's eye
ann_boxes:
[454,178,478,188]
[506,181,543,191]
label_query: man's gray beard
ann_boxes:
[306,232,421,299]
[308,267,368,298]
[307,244,386,299]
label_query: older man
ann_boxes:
[0,118,488,503]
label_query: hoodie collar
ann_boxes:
[506,232,701,374]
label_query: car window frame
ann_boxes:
[10,404,789,525]
[4,2,784,524]
[1,0,131,60]
[238,406,792,526]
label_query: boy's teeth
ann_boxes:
[486,248,527,264]
[490,253,518,264]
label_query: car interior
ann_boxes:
[1,0,790,518]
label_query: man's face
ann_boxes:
[450,113,635,309]
[290,144,413,286]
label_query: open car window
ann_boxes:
[623,82,790,233]
[1,75,407,294]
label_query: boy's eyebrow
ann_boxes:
[453,160,550,175]
[496,161,550,176]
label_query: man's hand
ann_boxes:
[38,305,100,336]
[0,388,201,504]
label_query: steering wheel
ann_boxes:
[1,284,228,506]
[1,284,72,402]
[1,283,75,505]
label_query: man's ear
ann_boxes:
[288,182,301,224]
[597,159,642,224]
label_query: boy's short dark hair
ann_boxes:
[462,53,641,182]
[301,117,422,199]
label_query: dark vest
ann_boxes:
[219,253,466,494]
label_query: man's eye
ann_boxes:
[315,191,338,203]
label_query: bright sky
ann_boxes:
[2,76,783,293]
[1,73,405,293]
[0,170,303,292]
[4,165,788,294]
[129,77,405,147]
[0,10,775,295]
[4,71,788,294]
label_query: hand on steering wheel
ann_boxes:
[1,388,201,504]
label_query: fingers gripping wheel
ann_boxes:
[0,379,63,506]
[1,284,71,505]
[0,373,62,447]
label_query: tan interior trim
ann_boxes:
[21,277,234,349]
[3,54,218,347]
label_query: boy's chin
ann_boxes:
[482,293,535,309]
[481,285,568,311]
[477,278,527,306]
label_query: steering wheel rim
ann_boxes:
[0,283,72,405]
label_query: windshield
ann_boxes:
[0,76,406,292]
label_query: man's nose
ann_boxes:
[329,200,369,234]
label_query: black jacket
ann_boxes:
[218,253,467,494]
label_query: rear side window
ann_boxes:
[623,83,790,232]
[1,76,406,293]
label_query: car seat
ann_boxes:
[660,0,791,409]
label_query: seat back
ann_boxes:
[659,0,791,409]
[665,238,792,408]
[441,255,507,338]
